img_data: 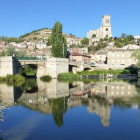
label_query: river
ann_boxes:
[0,78,140,140]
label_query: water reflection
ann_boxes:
[0,79,140,129]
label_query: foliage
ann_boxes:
[51,21,67,58]
[88,42,107,51]
[0,36,24,43]
[57,72,79,79]
[76,69,132,75]
[49,97,67,127]
[81,37,89,45]
[0,46,26,57]
[114,41,122,48]
[92,34,96,38]
[131,49,140,69]
[47,37,51,46]
[0,74,25,85]
[19,65,35,76]
[40,75,52,82]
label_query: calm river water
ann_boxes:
[0,78,140,140]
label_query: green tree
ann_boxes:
[47,37,51,46]
[51,21,67,58]
[109,37,113,42]
[16,51,27,57]
[131,49,140,68]
[127,35,133,41]
[6,46,15,56]
[49,97,67,127]
[121,33,126,39]
[81,37,89,45]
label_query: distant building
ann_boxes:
[107,49,137,65]
[70,47,88,54]
[134,35,140,42]
[71,52,91,63]
[87,15,112,39]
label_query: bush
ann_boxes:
[40,75,52,82]
[57,72,79,79]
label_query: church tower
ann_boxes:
[100,15,112,38]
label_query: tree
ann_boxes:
[6,46,15,56]
[16,51,26,57]
[49,97,67,127]
[127,35,134,41]
[121,33,126,39]
[51,21,67,58]
[81,37,89,45]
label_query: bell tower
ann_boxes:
[101,15,112,38]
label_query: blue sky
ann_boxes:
[0,0,140,38]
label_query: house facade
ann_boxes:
[107,49,137,65]
[71,52,91,64]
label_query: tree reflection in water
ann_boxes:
[49,97,68,127]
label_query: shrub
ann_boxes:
[40,75,52,82]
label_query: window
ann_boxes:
[117,54,119,57]
[117,86,119,89]
[122,59,125,62]
[116,91,119,95]
[112,91,114,95]
[105,18,109,23]
[117,59,119,62]
[112,54,114,57]
[112,59,114,62]
[129,59,131,62]
[106,35,108,37]
[112,86,114,89]
[122,54,125,57]
[106,28,108,31]
[121,91,124,95]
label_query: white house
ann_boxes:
[134,35,140,42]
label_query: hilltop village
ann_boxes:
[0,15,140,66]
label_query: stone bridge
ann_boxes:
[0,56,69,78]
[0,56,128,77]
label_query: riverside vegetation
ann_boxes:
[58,68,138,80]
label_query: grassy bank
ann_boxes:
[57,72,80,80]
[0,74,25,86]
[77,69,135,75]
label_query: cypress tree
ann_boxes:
[51,21,67,58]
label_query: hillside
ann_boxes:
[19,28,78,41]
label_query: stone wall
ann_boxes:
[0,56,13,77]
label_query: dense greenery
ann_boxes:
[40,75,52,82]
[88,41,107,52]
[57,72,79,79]
[51,21,67,58]
[114,33,135,48]
[0,74,25,86]
[49,97,67,127]
[0,36,24,43]
[19,65,36,76]
[131,49,140,77]
[81,37,89,45]
[77,69,132,75]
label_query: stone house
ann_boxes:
[71,52,91,64]
[107,49,137,65]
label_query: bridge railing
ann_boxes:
[16,57,46,60]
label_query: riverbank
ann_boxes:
[58,69,138,80]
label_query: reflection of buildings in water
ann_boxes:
[91,81,137,98]
[67,98,82,108]
[87,99,110,127]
